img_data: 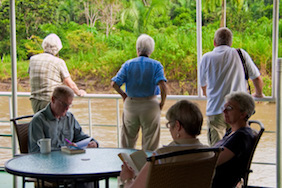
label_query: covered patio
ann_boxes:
[5,0,281,187]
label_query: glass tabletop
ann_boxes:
[5,148,152,179]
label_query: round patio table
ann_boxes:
[5,147,152,187]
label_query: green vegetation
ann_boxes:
[0,0,281,95]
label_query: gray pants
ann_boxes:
[121,96,160,151]
[207,113,230,146]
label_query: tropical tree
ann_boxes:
[230,0,245,11]
[58,0,81,23]
[0,0,10,46]
[203,0,246,27]
[16,0,60,38]
[170,0,195,26]
[81,0,102,27]
[173,0,194,8]
[202,0,221,13]
[121,0,169,35]
[100,0,122,37]
[0,0,59,57]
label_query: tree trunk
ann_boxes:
[142,0,148,6]
[220,0,226,27]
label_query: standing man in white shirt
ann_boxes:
[200,27,264,146]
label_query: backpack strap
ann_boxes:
[236,48,251,94]
[236,48,249,80]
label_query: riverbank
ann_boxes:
[0,78,195,95]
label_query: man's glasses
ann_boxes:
[55,97,73,108]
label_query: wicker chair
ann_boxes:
[10,115,34,154]
[10,115,34,188]
[146,147,223,188]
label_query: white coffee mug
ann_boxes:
[37,138,51,154]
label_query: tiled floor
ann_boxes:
[0,171,34,188]
[0,171,118,188]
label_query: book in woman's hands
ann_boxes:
[118,150,147,173]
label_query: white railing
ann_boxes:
[0,91,274,150]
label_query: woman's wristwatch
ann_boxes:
[122,177,134,185]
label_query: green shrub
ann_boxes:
[66,30,95,53]
[23,35,43,58]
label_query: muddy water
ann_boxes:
[0,96,276,187]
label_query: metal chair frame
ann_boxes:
[243,120,265,188]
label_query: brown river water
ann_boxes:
[0,96,276,187]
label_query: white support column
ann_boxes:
[116,99,120,148]
[273,0,280,187]
[196,0,203,97]
[277,58,282,188]
[88,99,93,136]
[272,0,279,99]
[9,0,18,187]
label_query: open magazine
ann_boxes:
[75,137,92,149]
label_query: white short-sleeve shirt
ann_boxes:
[200,45,260,116]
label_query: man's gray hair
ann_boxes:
[52,85,74,99]
[136,34,155,56]
[225,91,255,120]
[42,33,63,55]
[214,27,233,47]
[166,100,203,136]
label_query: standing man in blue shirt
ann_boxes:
[111,34,167,151]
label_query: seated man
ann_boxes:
[28,85,98,153]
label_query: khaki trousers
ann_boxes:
[30,98,49,113]
[121,96,160,151]
[207,113,230,146]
